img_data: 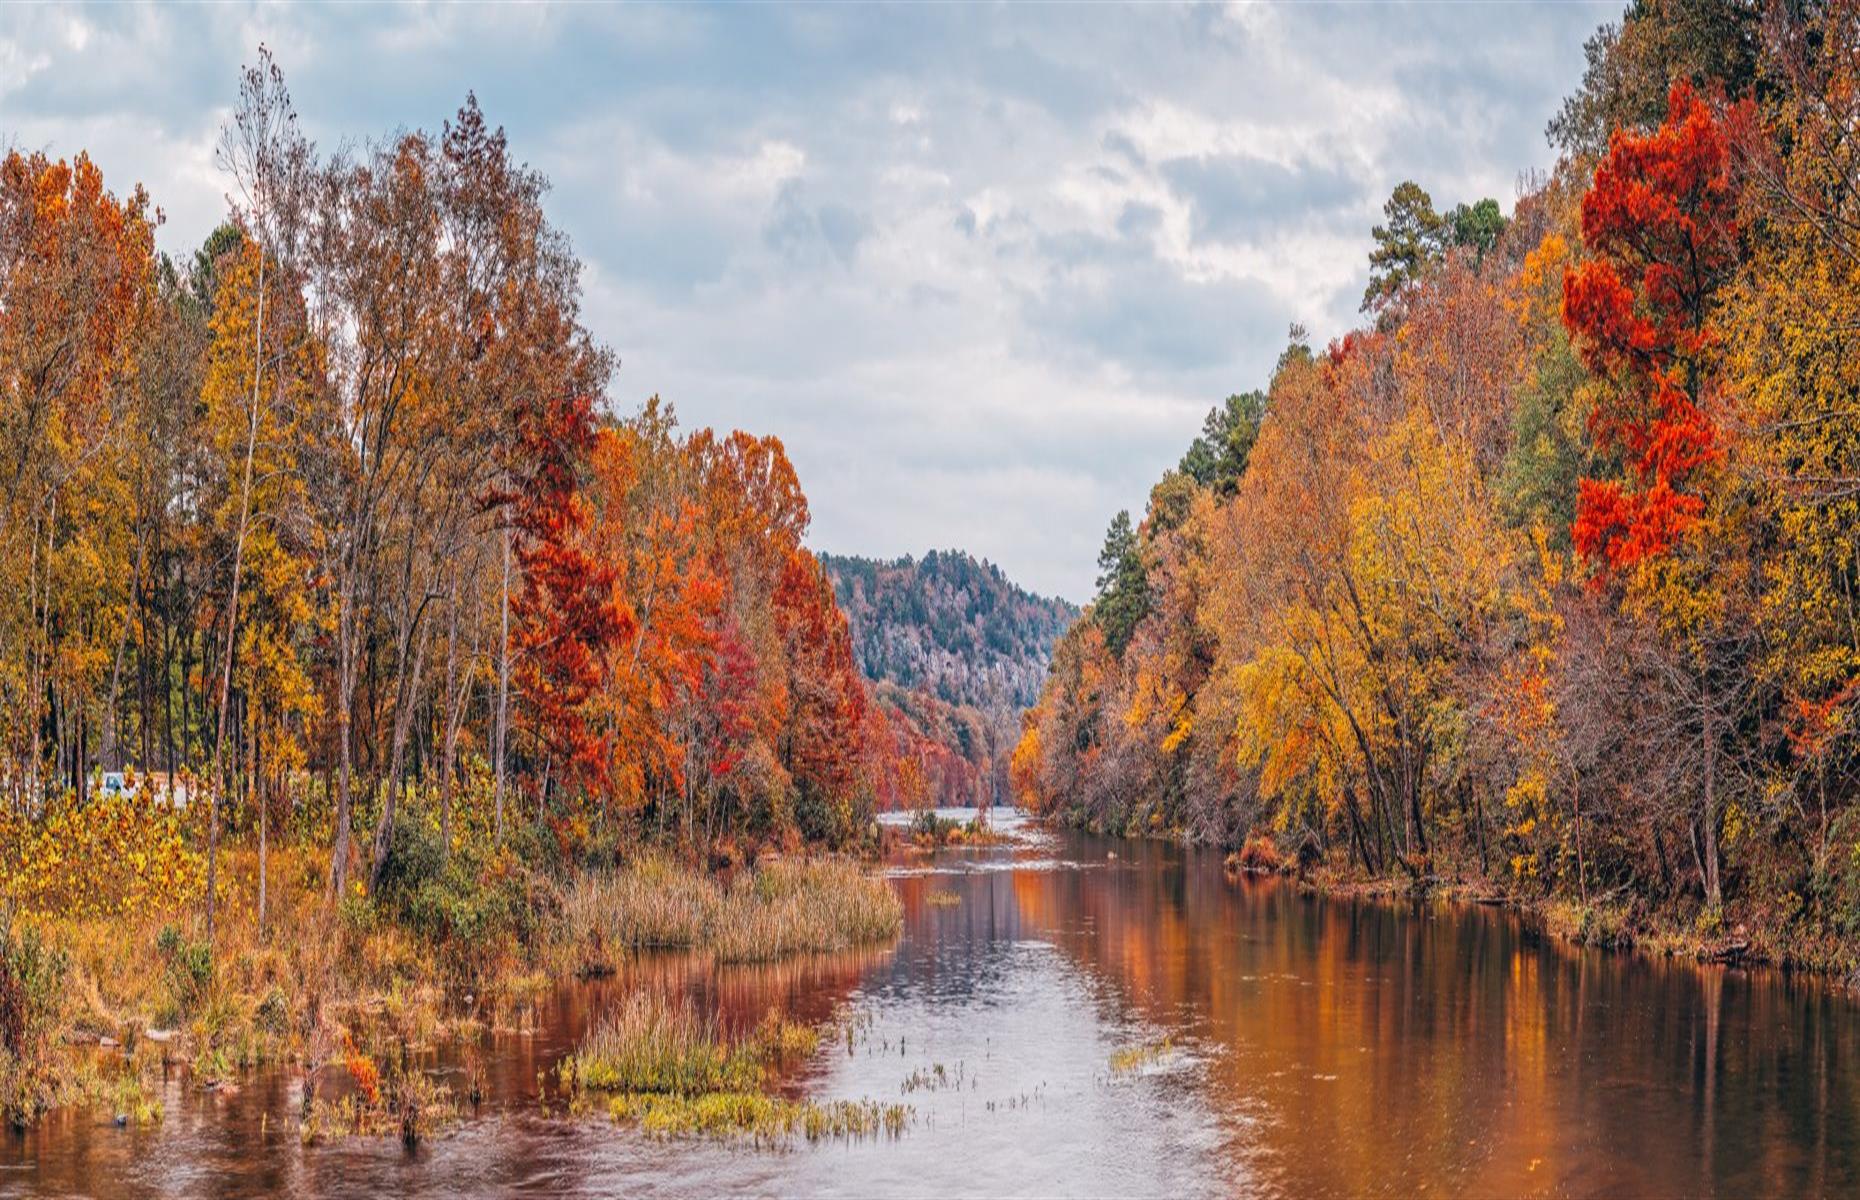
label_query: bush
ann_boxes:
[374,813,544,985]
[0,794,202,917]
[154,924,213,1026]
[1,917,70,1126]
[1228,834,1284,874]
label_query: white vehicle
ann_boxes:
[98,771,139,798]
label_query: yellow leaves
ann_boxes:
[1160,703,1193,755]
[0,794,203,918]
[1512,232,1569,327]
[1232,646,1337,805]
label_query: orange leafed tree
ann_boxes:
[1562,81,1740,571]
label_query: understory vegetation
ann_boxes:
[0,787,901,1129]
[1015,0,1860,977]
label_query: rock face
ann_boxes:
[820,550,1077,807]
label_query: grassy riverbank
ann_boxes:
[0,808,902,1132]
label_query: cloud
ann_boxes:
[0,0,1615,601]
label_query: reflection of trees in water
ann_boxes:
[994,830,1860,1197]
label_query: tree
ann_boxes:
[1179,391,1265,495]
[0,150,154,809]
[1546,0,1761,160]
[203,45,312,936]
[1092,510,1149,659]
[1563,80,1738,572]
[1446,198,1508,264]
[197,236,325,932]
[1363,182,1446,309]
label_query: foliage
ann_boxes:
[1093,510,1150,659]
[1016,0,1860,968]
[0,794,203,918]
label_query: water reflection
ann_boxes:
[7,817,1859,1197]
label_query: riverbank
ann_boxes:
[1047,815,1860,989]
[1238,848,1860,988]
[0,836,901,1133]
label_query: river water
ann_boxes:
[7,810,1860,1197]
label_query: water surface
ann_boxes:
[7,812,1859,1197]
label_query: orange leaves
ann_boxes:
[1562,81,1740,572]
[342,1032,381,1106]
[774,547,870,812]
[523,399,877,843]
[1783,678,1860,765]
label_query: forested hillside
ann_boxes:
[1014,0,1860,971]
[821,551,1075,716]
[822,550,1075,808]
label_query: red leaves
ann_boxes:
[1563,81,1740,572]
[510,394,630,791]
[774,547,869,806]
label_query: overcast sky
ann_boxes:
[1,2,1612,602]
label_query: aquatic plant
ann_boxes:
[1108,1036,1174,1075]
[562,992,761,1096]
[563,991,906,1143]
[605,1091,912,1142]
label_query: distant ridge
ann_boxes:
[819,549,1077,719]
[820,549,1077,807]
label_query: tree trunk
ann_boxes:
[328,570,360,900]
[1701,701,1722,911]
[371,613,431,890]
[1574,777,1587,904]
[207,250,266,941]
[100,530,148,772]
[494,516,510,842]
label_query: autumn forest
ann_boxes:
[8,0,1860,1190]
[1015,0,1860,972]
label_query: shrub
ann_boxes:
[0,795,203,918]
[374,812,544,985]
[1228,834,1284,874]
[154,924,213,1026]
[0,917,70,1126]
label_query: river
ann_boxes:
[6,810,1859,1197]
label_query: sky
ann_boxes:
[0,1,1614,603]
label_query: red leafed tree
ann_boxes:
[1563,80,1740,571]
[509,391,631,794]
[774,547,870,838]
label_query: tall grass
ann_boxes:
[564,992,760,1095]
[564,856,901,970]
[562,990,906,1142]
[712,859,902,963]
